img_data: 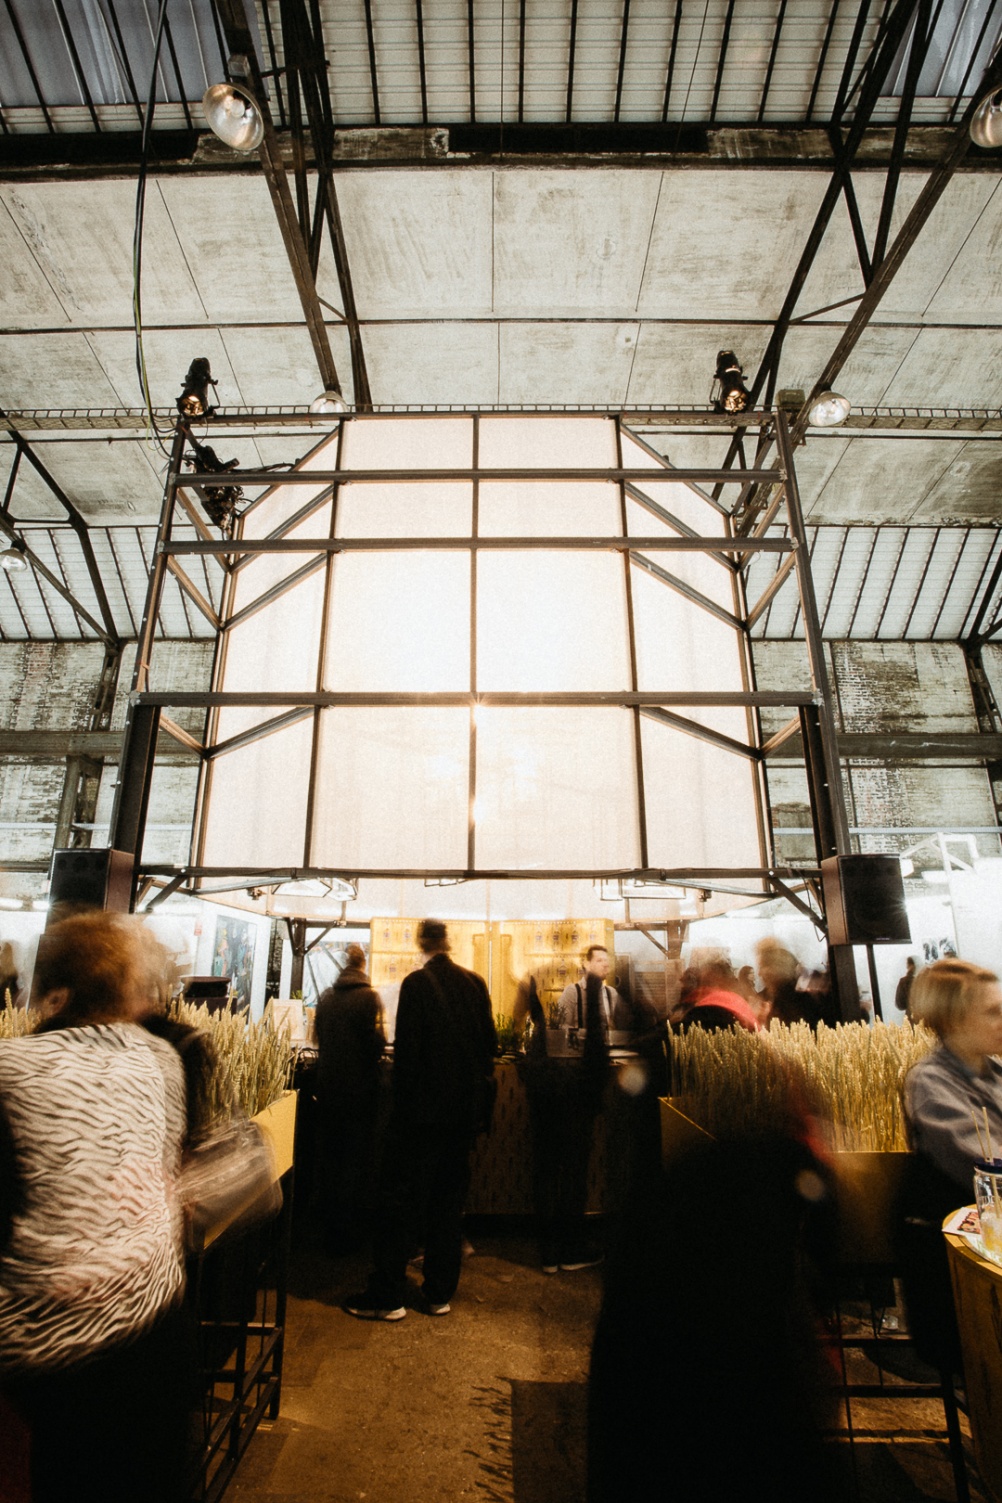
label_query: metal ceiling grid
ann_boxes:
[0,523,221,642]
[744,524,1002,642]
[0,0,998,134]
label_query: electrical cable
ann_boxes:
[132,0,175,460]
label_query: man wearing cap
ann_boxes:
[344,919,497,1320]
[314,943,385,1253]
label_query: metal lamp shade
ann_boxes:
[807,390,851,427]
[202,83,265,152]
[971,90,1002,150]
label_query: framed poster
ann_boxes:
[212,915,255,1013]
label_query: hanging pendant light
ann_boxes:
[0,538,28,573]
[310,389,350,414]
[202,81,265,152]
[807,390,851,427]
[971,89,1002,150]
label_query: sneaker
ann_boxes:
[425,1299,451,1316]
[342,1294,406,1322]
[559,1254,603,1272]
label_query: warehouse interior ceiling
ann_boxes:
[0,0,1000,648]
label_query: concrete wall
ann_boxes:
[0,640,214,881]
[752,640,999,864]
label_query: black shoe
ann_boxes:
[342,1293,406,1321]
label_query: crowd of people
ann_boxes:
[2,907,1002,1501]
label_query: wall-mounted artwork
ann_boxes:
[212,915,255,1013]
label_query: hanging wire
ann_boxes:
[133,0,175,459]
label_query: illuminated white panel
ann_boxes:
[227,501,332,619]
[200,718,314,869]
[340,416,473,469]
[479,416,617,469]
[478,551,629,691]
[310,708,469,868]
[216,569,326,743]
[641,718,762,872]
[479,481,620,537]
[632,565,747,741]
[475,707,639,869]
[336,482,472,538]
[238,433,339,537]
[620,430,726,536]
[625,496,733,599]
[324,552,470,691]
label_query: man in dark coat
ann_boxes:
[314,943,385,1252]
[343,920,497,1321]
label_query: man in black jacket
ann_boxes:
[314,943,385,1253]
[343,920,497,1321]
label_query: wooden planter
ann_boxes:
[659,1098,909,1267]
[252,1088,297,1178]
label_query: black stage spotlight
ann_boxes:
[713,350,751,414]
[184,437,245,538]
[177,358,217,418]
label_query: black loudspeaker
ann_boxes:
[47,848,133,922]
[821,854,911,946]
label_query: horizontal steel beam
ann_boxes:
[166,535,793,556]
[138,864,801,882]
[766,731,1002,760]
[133,690,815,708]
[179,467,781,487]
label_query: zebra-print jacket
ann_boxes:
[0,1021,186,1376]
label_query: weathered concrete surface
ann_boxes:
[229,1231,599,1503]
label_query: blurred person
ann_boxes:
[0,940,18,1004]
[314,943,386,1253]
[0,911,195,1503]
[895,955,918,1020]
[898,959,1002,1371]
[589,1109,839,1502]
[343,920,496,1320]
[756,937,817,1027]
[674,957,761,1034]
[525,966,611,1273]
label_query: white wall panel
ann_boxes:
[200,719,314,869]
[475,706,640,869]
[642,718,762,871]
[324,551,470,691]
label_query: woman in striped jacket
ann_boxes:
[0,910,194,1503]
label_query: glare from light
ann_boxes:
[310,389,350,415]
[899,857,914,877]
[922,870,950,885]
[0,897,23,910]
[971,89,1002,149]
[0,539,28,573]
[807,391,851,427]
[32,899,50,911]
[202,82,265,152]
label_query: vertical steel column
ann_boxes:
[108,422,187,887]
[775,411,859,1019]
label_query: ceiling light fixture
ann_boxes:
[807,390,851,427]
[183,436,245,537]
[971,88,1002,149]
[712,350,750,414]
[0,538,28,573]
[177,358,217,418]
[202,77,265,153]
[309,389,350,415]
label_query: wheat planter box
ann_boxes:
[659,1098,908,1268]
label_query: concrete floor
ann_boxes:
[229,1230,989,1503]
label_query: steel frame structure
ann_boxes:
[108,409,848,925]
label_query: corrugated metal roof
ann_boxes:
[0,0,997,134]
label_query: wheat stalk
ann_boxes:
[169,998,294,1125]
[672,1019,934,1152]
